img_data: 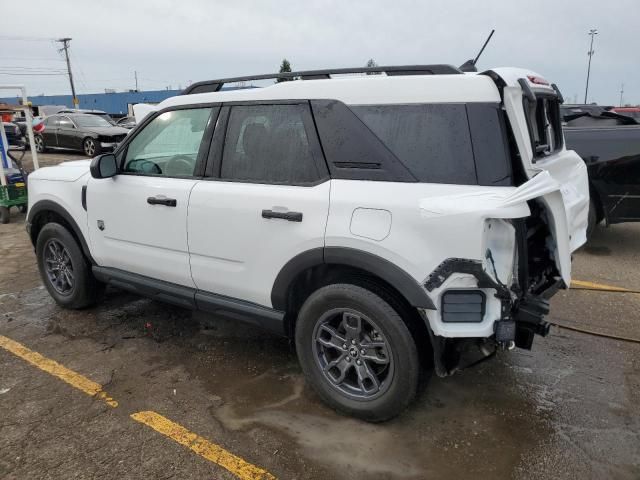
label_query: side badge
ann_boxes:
[97,220,105,231]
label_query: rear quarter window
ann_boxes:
[352,104,477,185]
[349,103,512,186]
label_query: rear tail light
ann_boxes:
[527,75,550,86]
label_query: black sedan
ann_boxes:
[34,113,129,157]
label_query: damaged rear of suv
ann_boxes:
[27,64,588,421]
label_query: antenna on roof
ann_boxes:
[459,29,495,72]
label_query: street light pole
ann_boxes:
[583,29,598,104]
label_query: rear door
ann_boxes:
[87,106,217,287]
[56,115,79,150]
[188,102,330,308]
[42,116,60,147]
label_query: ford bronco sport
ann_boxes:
[26,65,589,421]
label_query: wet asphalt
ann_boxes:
[0,152,638,479]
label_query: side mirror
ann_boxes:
[90,153,118,179]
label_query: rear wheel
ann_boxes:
[34,134,46,153]
[295,284,419,422]
[36,223,103,309]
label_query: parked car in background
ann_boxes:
[57,108,116,125]
[115,116,136,129]
[2,122,24,148]
[611,107,640,121]
[562,105,640,234]
[34,113,129,157]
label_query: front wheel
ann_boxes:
[36,223,103,309]
[83,138,100,157]
[295,284,419,422]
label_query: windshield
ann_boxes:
[72,115,113,128]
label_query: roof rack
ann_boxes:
[181,64,463,95]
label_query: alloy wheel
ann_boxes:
[84,139,95,156]
[43,239,75,295]
[35,136,44,152]
[312,308,394,400]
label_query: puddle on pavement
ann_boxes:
[4,286,557,479]
[182,329,555,479]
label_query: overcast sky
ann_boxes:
[1,0,638,105]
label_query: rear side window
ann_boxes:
[221,104,322,184]
[352,104,477,185]
[58,116,74,128]
[524,96,563,158]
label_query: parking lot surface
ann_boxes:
[1,152,639,479]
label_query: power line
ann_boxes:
[0,72,67,76]
[0,56,65,62]
[0,66,67,72]
[68,49,90,93]
[0,34,56,42]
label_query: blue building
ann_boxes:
[0,89,182,116]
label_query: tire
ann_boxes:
[18,205,27,214]
[36,223,103,309]
[587,198,598,239]
[295,283,419,422]
[34,134,46,153]
[83,138,100,157]
[0,206,10,224]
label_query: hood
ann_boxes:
[84,126,129,136]
[29,159,91,182]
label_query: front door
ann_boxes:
[87,106,216,287]
[188,103,330,308]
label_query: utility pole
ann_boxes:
[134,70,139,91]
[583,29,598,104]
[56,38,79,109]
[619,83,624,107]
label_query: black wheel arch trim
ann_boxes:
[27,199,96,265]
[271,247,436,311]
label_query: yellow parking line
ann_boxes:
[0,335,118,407]
[571,280,633,293]
[131,411,276,480]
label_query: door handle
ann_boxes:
[147,196,177,207]
[262,209,303,222]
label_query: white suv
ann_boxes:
[26,65,589,421]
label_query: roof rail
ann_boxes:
[181,64,463,95]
